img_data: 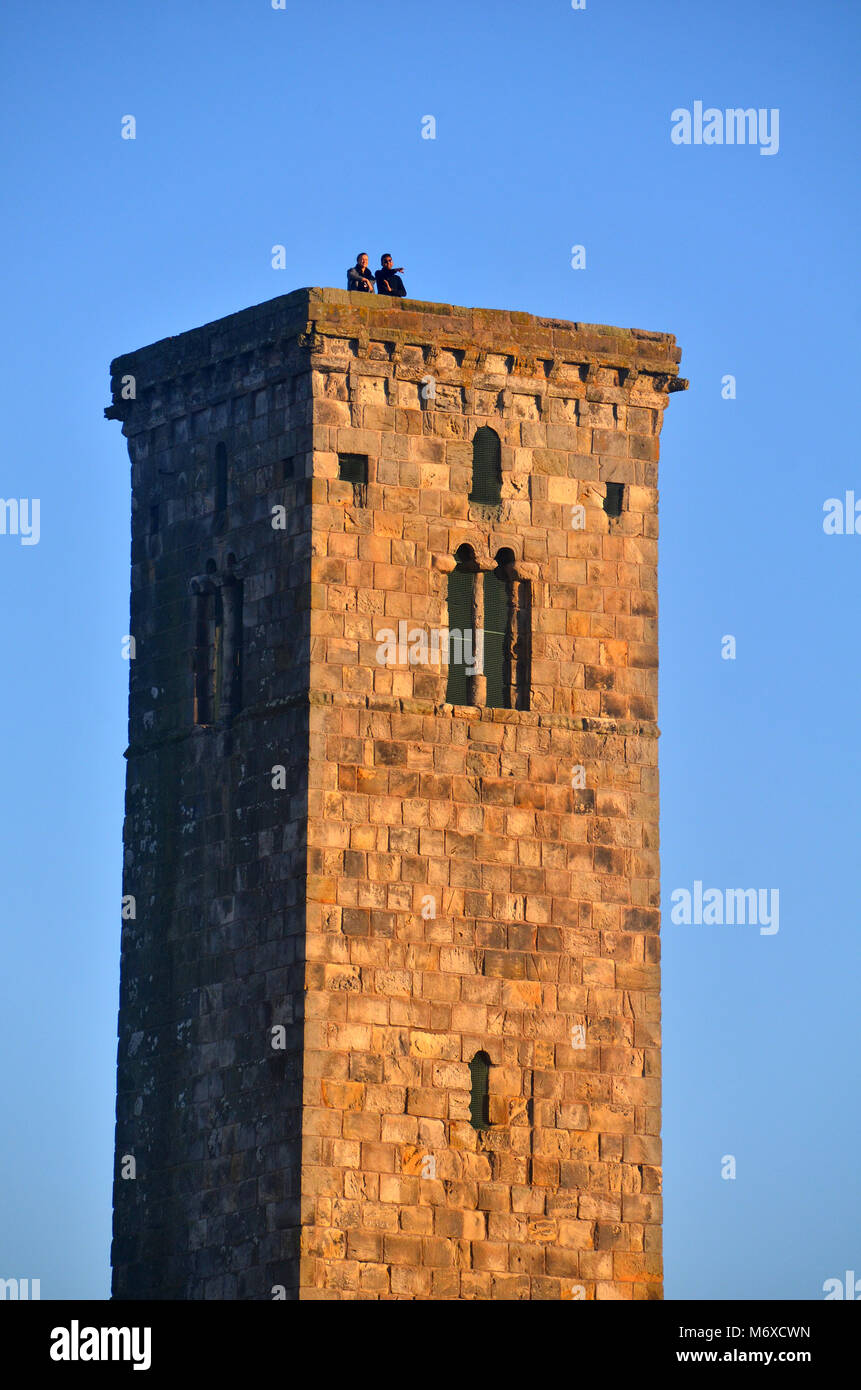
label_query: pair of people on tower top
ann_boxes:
[347,252,407,297]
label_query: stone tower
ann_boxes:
[106,288,685,1301]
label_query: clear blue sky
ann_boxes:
[1,0,858,1300]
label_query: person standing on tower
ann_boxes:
[347,252,376,292]
[375,254,407,297]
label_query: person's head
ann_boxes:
[380,253,393,267]
[356,252,368,270]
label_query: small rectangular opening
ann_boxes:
[603,482,624,519]
[338,453,368,506]
[338,453,368,485]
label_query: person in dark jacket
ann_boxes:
[347,253,376,292]
[375,254,407,297]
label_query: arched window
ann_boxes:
[192,557,243,726]
[469,1052,491,1131]
[513,570,532,713]
[483,562,510,710]
[469,427,501,505]
[193,561,221,725]
[214,442,228,518]
[445,544,477,706]
[483,549,531,711]
[221,555,243,720]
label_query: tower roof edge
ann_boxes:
[106,287,684,406]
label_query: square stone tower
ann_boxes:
[107,288,685,1301]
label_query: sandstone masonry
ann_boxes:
[107,287,686,1300]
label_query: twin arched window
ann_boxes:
[445,544,531,710]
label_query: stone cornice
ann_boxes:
[105,288,687,432]
[124,688,659,759]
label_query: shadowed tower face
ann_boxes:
[107,288,685,1300]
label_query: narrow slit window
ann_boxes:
[469,1052,491,1131]
[603,482,624,519]
[469,427,502,505]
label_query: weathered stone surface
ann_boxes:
[108,287,683,1301]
